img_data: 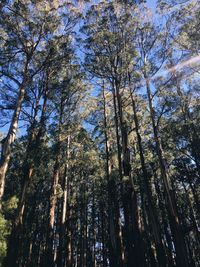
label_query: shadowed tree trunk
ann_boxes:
[112,78,145,267]
[129,82,167,267]
[4,74,49,267]
[0,61,29,205]
[57,135,70,267]
[145,73,189,267]
[102,82,124,267]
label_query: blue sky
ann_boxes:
[147,0,156,9]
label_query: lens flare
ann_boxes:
[154,54,200,80]
[166,55,200,73]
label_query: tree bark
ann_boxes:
[0,77,28,205]
[102,83,124,267]
[57,135,70,267]
[145,74,189,267]
[112,78,145,267]
[44,87,65,267]
[129,84,167,266]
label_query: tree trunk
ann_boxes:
[111,78,145,266]
[0,79,28,204]
[129,84,167,266]
[145,75,189,267]
[152,168,175,266]
[57,136,70,267]
[5,84,49,267]
[102,83,124,267]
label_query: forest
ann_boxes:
[0,0,200,266]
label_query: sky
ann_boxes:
[147,0,156,9]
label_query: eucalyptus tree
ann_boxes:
[158,0,200,173]
[82,2,150,266]
[0,0,82,204]
[44,58,87,267]
[134,4,200,265]
[158,3,200,260]
[87,82,127,267]
[2,1,82,266]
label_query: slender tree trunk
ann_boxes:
[57,136,70,267]
[102,83,124,267]
[65,204,72,267]
[113,80,145,267]
[152,168,175,266]
[145,74,189,267]
[129,84,167,266]
[79,194,84,267]
[45,163,60,267]
[175,82,200,176]
[44,89,65,267]
[44,130,63,267]
[182,182,200,247]
[83,188,88,267]
[101,207,107,267]
[0,72,29,205]
[5,84,49,267]
[15,91,42,225]
[91,187,96,267]
[188,179,200,220]
[183,163,200,224]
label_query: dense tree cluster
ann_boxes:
[0,0,199,266]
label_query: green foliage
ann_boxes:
[3,196,18,215]
[0,213,10,265]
